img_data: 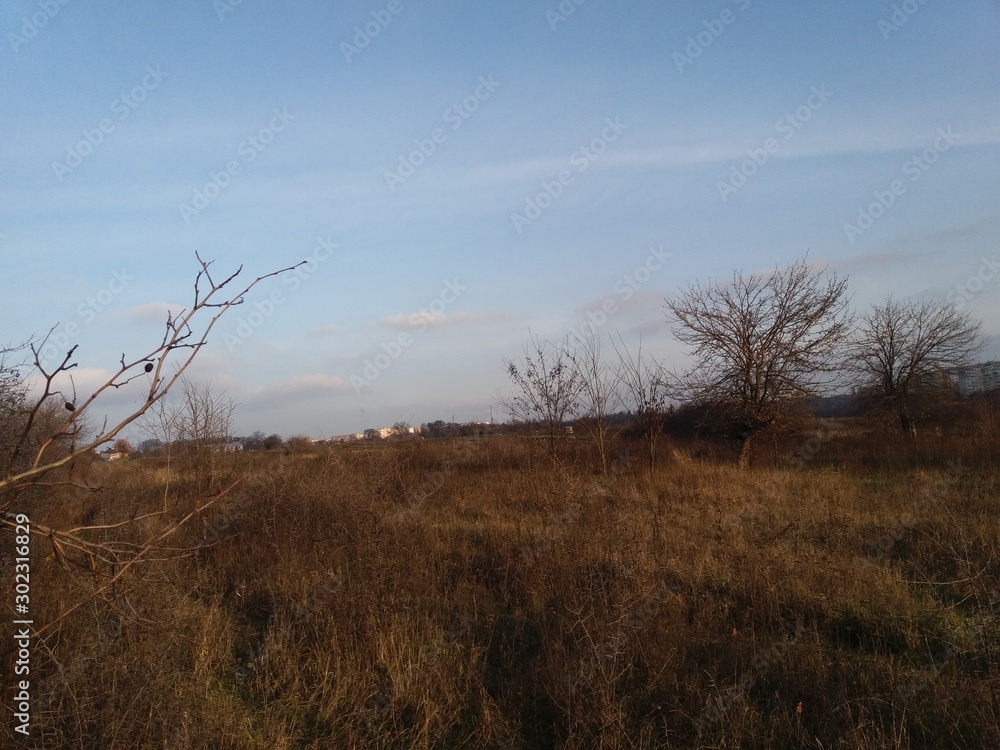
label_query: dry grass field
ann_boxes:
[4,430,999,749]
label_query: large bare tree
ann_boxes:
[850,296,983,434]
[665,258,852,467]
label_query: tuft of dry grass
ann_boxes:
[3,432,998,748]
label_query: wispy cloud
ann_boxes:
[116,301,185,323]
[460,122,1000,191]
[573,289,665,317]
[309,322,349,336]
[888,214,1000,250]
[255,374,351,397]
[378,310,498,331]
[835,250,921,273]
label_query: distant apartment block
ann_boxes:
[947,361,1000,396]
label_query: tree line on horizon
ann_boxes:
[500,257,988,469]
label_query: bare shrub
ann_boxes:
[500,331,583,457]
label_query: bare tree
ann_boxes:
[665,258,852,468]
[286,435,315,452]
[138,386,185,509]
[139,384,181,448]
[571,333,621,475]
[613,337,670,474]
[2,345,95,481]
[392,421,414,439]
[850,296,983,434]
[175,378,236,451]
[111,438,134,456]
[174,377,237,488]
[499,332,583,456]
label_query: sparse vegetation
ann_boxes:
[2,427,999,749]
[3,258,998,749]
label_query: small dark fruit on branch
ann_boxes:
[145,363,154,372]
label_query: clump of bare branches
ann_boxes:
[571,333,621,475]
[499,332,583,457]
[0,344,30,478]
[613,336,669,474]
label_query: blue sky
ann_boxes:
[2,0,999,439]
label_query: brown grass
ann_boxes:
[3,431,999,748]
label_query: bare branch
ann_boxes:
[0,258,304,494]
